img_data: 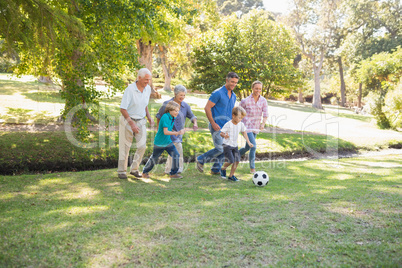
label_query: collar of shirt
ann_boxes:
[166,112,175,122]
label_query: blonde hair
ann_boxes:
[164,101,180,114]
[232,106,246,117]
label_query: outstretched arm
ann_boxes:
[164,128,185,136]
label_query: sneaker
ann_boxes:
[210,171,220,175]
[130,170,142,178]
[170,174,183,179]
[228,175,239,182]
[142,173,150,178]
[220,169,227,179]
[196,160,204,173]
[118,173,127,179]
[250,169,256,174]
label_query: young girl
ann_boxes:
[142,101,185,179]
[220,106,254,181]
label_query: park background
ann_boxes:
[0,0,401,267]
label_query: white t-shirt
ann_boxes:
[120,82,151,119]
[221,120,246,147]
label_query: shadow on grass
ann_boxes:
[0,79,58,95]
[0,154,401,266]
[0,108,58,124]
[22,91,64,104]
[255,132,357,156]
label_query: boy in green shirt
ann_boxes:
[142,101,185,179]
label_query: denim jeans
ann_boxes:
[196,123,224,173]
[239,132,257,169]
[143,143,180,175]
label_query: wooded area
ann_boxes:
[1,0,401,131]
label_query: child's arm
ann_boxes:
[164,128,185,136]
[220,132,229,139]
[242,131,254,147]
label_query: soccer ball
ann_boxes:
[252,171,269,187]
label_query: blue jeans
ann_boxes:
[196,123,224,173]
[239,132,257,169]
[143,143,179,175]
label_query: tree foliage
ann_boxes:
[359,46,402,129]
[0,0,183,136]
[340,0,402,63]
[216,0,264,16]
[191,10,302,98]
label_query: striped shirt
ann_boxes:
[240,95,268,134]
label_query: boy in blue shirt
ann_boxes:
[142,101,185,179]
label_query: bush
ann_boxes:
[384,82,402,129]
[365,92,391,129]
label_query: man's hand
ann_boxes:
[211,122,221,131]
[193,124,198,131]
[130,121,140,134]
[178,129,185,135]
[149,118,155,129]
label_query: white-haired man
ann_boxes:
[118,68,155,179]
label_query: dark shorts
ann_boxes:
[223,145,240,164]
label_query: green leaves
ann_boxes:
[191,10,303,97]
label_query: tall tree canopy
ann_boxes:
[216,0,264,16]
[191,10,302,98]
[0,0,181,134]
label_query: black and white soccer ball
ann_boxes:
[252,171,269,187]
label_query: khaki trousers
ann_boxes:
[164,142,184,174]
[117,116,147,175]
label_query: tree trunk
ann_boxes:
[136,39,155,92]
[298,87,304,103]
[338,57,346,107]
[358,83,362,108]
[158,45,173,91]
[312,66,323,109]
[38,76,53,84]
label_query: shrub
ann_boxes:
[384,82,402,129]
[365,92,391,129]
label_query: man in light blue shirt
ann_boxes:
[118,68,155,179]
[196,72,239,175]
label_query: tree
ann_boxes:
[135,0,198,92]
[0,0,180,135]
[339,0,402,107]
[217,0,264,16]
[156,0,221,91]
[191,10,302,98]
[357,46,402,128]
[286,0,341,109]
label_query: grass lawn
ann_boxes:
[1,154,401,267]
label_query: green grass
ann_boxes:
[0,130,358,175]
[0,154,401,266]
